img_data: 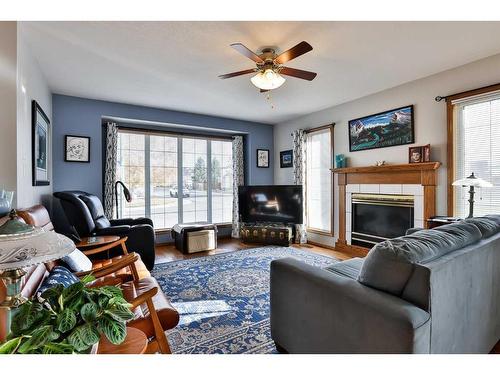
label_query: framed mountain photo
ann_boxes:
[349,105,414,152]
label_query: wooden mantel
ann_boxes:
[333,162,441,257]
[332,162,441,185]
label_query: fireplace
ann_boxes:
[351,193,414,248]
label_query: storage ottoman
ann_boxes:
[172,223,217,254]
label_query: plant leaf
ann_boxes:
[67,327,89,352]
[56,308,77,333]
[80,302,98,323]
[79,323,100,346]
[105,304,135,322]
[42,342,74,354]
[100,285,123,298]
[98,315,127,345]
[62,282,84,303]
[80,274,96,285]
[0,336,24,354]
[17,325,54,354]
[10,301,44,335]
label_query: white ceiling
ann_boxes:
[22,21,500,124]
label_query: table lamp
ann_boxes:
[452,173,493,218]
[0,210,75,337]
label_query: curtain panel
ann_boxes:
[231,135,245,238]
[103,122,118,219]
[292,129,307,243]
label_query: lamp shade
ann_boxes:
[452,172,493,188]
[250,69,286,90]
[0,213,75,272]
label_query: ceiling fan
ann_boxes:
[219,41,317,92]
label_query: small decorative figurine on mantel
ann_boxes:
[375,161,386,166]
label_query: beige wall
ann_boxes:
[16,23,53,209]
[0,22,18,198]
[0,22,52,210]
[274,52,500,246]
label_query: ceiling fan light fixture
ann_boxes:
[250,69,285,90]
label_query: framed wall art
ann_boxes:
[349,105,414,152]
[280,150,293,168]
[257,149,269,168]
[65,135,91,162]
[32,100,50,186]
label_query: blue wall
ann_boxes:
[52,94,274,200]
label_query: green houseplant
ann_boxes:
[0,275,135,354]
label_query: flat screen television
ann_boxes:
[238,185,303,224]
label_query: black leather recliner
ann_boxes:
[53,190,156,270]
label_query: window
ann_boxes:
[453,92,500,217]
[306,126,333,234]
[116,129,233,229]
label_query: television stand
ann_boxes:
[240,223,294,246]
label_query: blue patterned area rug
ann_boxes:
[151,246,336,354]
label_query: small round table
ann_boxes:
[76,235,121,249]
[97,327,148,354]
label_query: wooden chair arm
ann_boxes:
[81,236,129,256]
[75,253,139,279]
[128,286,172,354]
[129,286,158,309]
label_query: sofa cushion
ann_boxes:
[324,258,364,280]
[358,222,482,296]
[465,217,500,238]
[79,194,111,229]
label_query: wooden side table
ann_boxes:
[76,235,121,249]
[97,327,148,354]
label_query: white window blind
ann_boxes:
[454,93,500,217]
[306,128,333,233]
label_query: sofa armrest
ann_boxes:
[95,225,131,236]
[270,258,431,354]
[110,217,153,227]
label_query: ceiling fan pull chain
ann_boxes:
[266,91,275,110]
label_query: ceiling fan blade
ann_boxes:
[218,69,256,79]
[230,43,264,63]
[280,67,317,81]
[274,41,313,65]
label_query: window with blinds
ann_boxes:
[306,127,333,234]
[454,92,500,217]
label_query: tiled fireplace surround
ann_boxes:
[333,162,441,256]
[345,183,424,245]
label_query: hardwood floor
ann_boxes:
[154,237,500,354]
[155,237,352,264]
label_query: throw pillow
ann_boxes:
[37,266,79,299]
[62,248,93,272]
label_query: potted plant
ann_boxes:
[0,275,135,354]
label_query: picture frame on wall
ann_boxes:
[348,104,415,152]
[280,150,293,168]
[256,149,269,168]
[65,135,91,162]
[32,100,50,186]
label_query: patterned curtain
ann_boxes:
[292,129,307,243]
[232,136,245,238]
[103,122,118,219]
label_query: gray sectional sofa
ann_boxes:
[270,215,500,353]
